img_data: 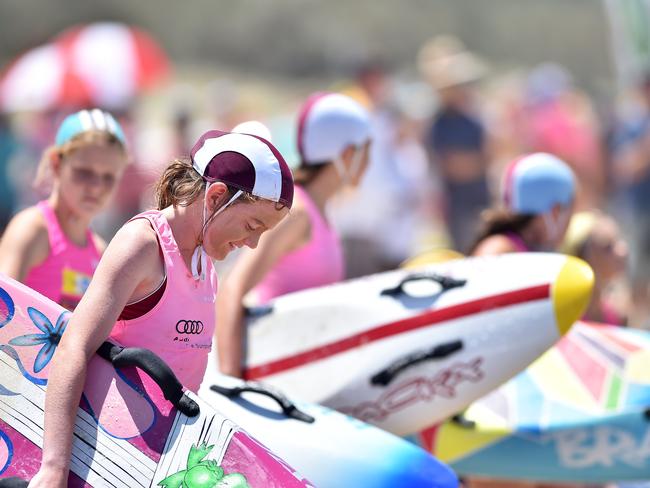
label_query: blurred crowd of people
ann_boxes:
[334,35,644,333]
[1,23,650,487]
[0,34,647,332]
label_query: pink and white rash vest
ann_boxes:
[253,185,344,304]
[109,210,217,392]
[24,200,101,310]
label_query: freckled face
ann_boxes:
[203,199,289,261]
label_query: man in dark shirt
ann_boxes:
[420,36,490,253]
[429,103,489,253]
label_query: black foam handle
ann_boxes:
[211,382,315,424]
[380,272,466,298]
[96,342,199,417]
[451,412,476,428]
[243,304,274,318]
[0,478,28,488]
[371,340,464,386]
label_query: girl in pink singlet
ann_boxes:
[0,109,128,310]
[561,210,629,325]
[466,155,589,488]
[29,130,294,488]
[470,152,576,257]
[217,93,373,377]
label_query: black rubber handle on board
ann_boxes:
[370,340,464,386]
[380,272,466,298]
[96,341,199,417]
[450,412,477,428]
[243,304,274,318]
[211,381,315,424]
[0,478,28,488]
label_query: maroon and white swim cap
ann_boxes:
[190,130,294,208]
[297,92,371,165]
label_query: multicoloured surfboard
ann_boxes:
[0,275,312,487]
[242,253,593,436]
[199,373,459,488]
[422,321,650,483]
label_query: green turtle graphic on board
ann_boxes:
[158,443,251,488]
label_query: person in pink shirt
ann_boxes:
[0,109,128,310]
[467,153,581,488]
[216,92,372,378]
[28,130,294,488]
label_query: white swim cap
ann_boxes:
[296,92,371,165]
[232,120,273,142]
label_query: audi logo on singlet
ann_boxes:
[175,320,204,334]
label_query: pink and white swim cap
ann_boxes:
[190,130,294,208]
[297,92,371,165]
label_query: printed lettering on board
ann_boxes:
[550,426,650,469]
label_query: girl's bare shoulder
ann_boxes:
[472,234,519,257]
[100,218,161,271]
[0,206,49,255]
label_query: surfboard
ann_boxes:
[199,373,459,488]
[422,321,650,483]
[0,275,312,487]
[240,253,593,436]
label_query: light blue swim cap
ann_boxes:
[502,153,576,215]
[55,109,126,147]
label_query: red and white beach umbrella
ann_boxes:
[0,22,170,112]
[0,43,90,112]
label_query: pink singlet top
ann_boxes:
[109,210,217,392]
[24,200,101,310]
[599,299,625,326]
[253,185,344,304]
[504,232,530,253]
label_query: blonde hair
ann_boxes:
[34,130,127,190]
[560,211,600,257]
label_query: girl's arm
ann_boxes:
[28,221,161,488]
[0,208,49,282]
[216,208,309,377]
[92,232,109,255]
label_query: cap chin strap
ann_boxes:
[542,206,570,250]
[332,145,365,187]
[191,186,244,281]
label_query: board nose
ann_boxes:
[552,256,594,336]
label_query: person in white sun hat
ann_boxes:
[28,129,294,488]
[216,92,373,378]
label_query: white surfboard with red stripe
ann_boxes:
[228,253,593,436]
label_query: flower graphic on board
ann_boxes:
[158,443,250,488]
[0,429,13,475]
[8,307,69,373]
[0,286,15,328]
